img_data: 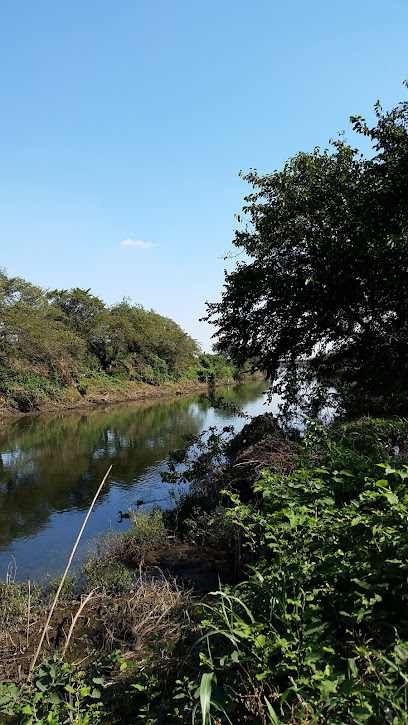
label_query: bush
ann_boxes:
[178,451,408,722]
[46,573,80,601]
[84,510,168,591]
[153,418,408,723]
[0,579,43,641]
[83,559,134,595]
[183,505,236,549]
[0,652,123,724]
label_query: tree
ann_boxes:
[0,273,85,384]
[206,86,408,417]
[48,288,129,371]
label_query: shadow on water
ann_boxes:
[0,381,275,580]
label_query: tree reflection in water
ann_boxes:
[0,381,275,580]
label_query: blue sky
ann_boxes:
[0,0,407,351]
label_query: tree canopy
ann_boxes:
[0,272,206,410]
[206,86,408,417]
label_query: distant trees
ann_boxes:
[44,288,201,378]
[0,271,202,409]
[0,272,84,382]
[206,86,408,416]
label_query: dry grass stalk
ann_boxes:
[29,465,112,673]
[100,575,188,652]
[62,590,94,655]
[26,577,30,649]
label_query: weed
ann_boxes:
[183,505,236,549]
[0,579,43,643]
[46,572,79,601]
[83,559,134,595]
[83,510,168,594]
[100,510,167,564]
[0,651,124,724]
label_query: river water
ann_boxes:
[0,381,278,582]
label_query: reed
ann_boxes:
[62,590,94,656]
[26,577,30,650]
[29,465,112,673]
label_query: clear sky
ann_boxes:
[0,0,407,351]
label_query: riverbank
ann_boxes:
[0,372,264,419]
[3,414,408,723]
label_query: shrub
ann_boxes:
[0,652,123,724]
[46,573,80,601]
[83,510,168,593]
[82,558,134,595]
[0,579,44,642]
[181,460,408,723]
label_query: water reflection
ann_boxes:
[0,381,275,580]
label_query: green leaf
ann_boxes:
[352,578,370,589]
[255,634,266,647]
[35,680,48,692]
[199,673,213,725]
[395,644,408,661]
[264,697,280,724]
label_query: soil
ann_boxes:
[0,540,237,682]
[145,541,238,592]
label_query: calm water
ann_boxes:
[0,381,278,581]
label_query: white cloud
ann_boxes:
[121,238,152,248]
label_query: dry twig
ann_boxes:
[62,590,94,655]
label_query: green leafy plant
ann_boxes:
[174,428,408,723]
[0,652,124,724]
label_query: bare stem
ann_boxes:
[62,590,94,656]
[29,466,112,673]
[26,577,31,649]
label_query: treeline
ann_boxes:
[0,270,245,412]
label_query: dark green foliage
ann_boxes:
[0,652,123,724]
[206,86,408,417]
[184,353,236,385]
[172,423,408,723]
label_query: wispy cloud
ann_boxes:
[121,238,152,248]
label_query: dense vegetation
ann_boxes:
[2,416,408,723]
[206,86,408,419]
[0,270,245,412]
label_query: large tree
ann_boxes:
[206,86,408,417]
[0,272,84,381]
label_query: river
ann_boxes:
[0,381,278,582]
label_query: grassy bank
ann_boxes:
[2,415,408,723]
[0,361,263,418]
[0,271,260,416]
